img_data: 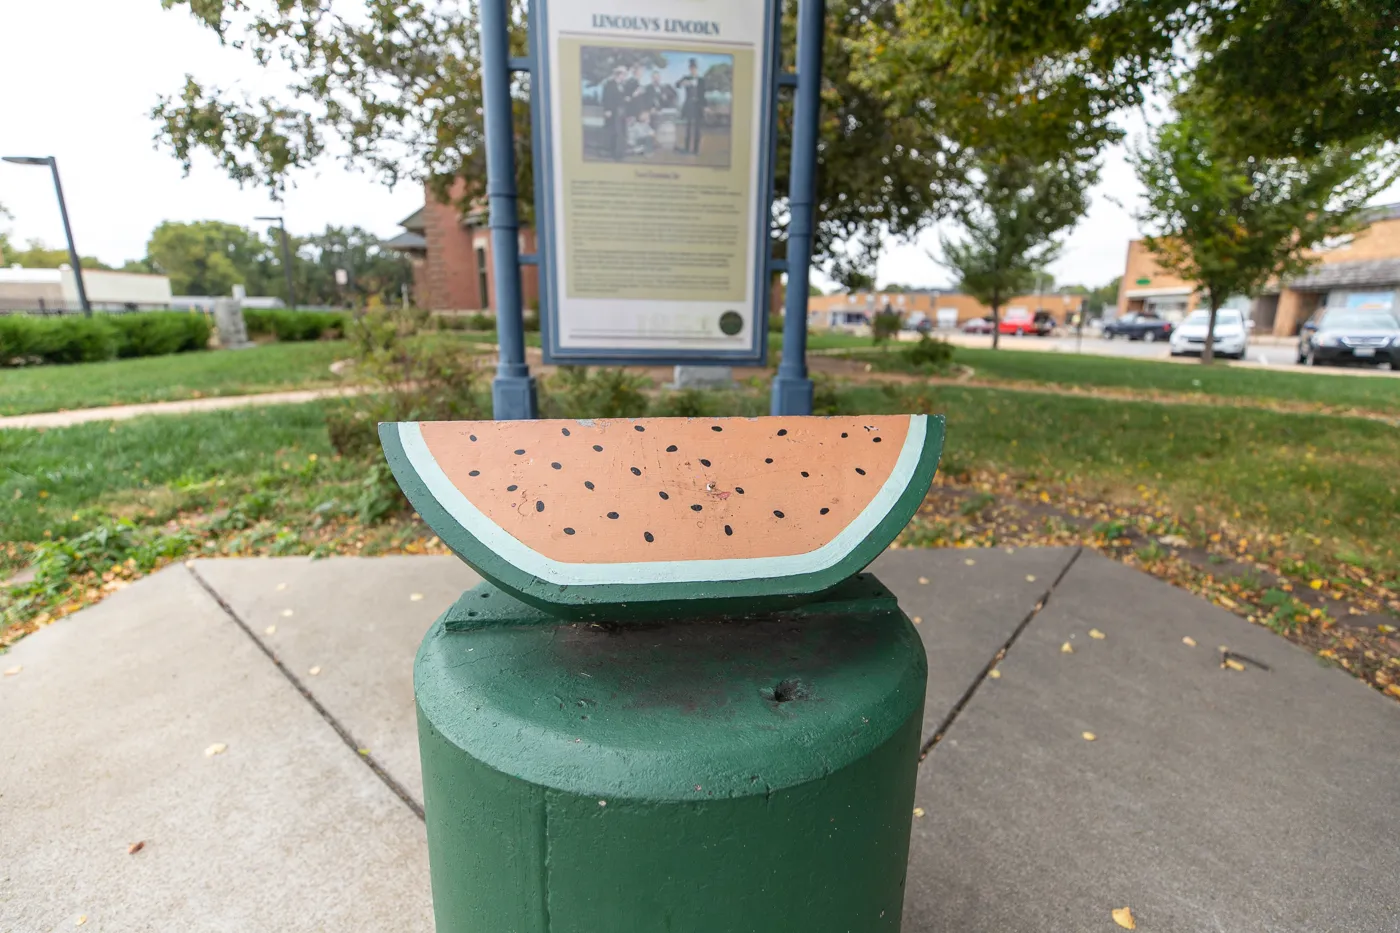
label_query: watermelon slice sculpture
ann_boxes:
[380,415,944,619]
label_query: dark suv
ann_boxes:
[1297,308,1400,367]
[1103,313,1173,342]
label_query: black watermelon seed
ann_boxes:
[469,470,480,477]
[765,458,773,464]
[469,434,477,442]
[801,471,809,478]
[724,525,733,536]
[535,500,545,512]
[507,484,518,492]
[644,532,654,543]
[607,511,619,520]
[856,468,866,475]
[666,445,678,452]
[564,527,576,535]
[735,487,745,494]
[691,504,703,512]
[561,427,571,436]
[777,429,788,436]
[631,466,641,476]
[551,462,562,470]
[699,459,711,467]
[593,444,603,452]
[773,510,785,519]
[711,425,722,432]
[659,491,670,500]
[873,436,882,443]
[635,425,646,432]
[585,481,595,490]
[841,432,849,438]
[820,507,830,515]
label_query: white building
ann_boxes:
[0,265,173,312]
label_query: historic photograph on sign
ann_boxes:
[580,47,733,168]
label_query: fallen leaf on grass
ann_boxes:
[1159,534,1190,548]
[204,743,227,757]
[1386,685,1400,699]
[3,665,21,676]
[1182,636,1197,647]
[1089,629,1106,640]
[1112,906,1136,929]
[913,807,926,818]
[410,593,425,602]
[127,841,145,855]
[1082,731,1097,742]
[1061,642,1074,654]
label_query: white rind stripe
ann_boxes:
[398,416,927,587]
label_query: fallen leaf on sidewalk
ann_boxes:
[1224,658,1246,672]
[918,576,929,585]
[276,583,287,591]
[964,558,976,566]
[127,841,145,855]
[912,616,923,625]
[75,915,87,926]
[410,593,424,602]
[1026,575,1037,582]
[988,669,1001,679]
[3,665,21,676]
[1082,731,1097,741]
[1182,636,1197,647]
[264,625,276,635]
[204,743,227,757]
[1112,906,1136,929]
[280,609,294,618]
[308,666,322,676]
[913,807,926,818]
[1061,642,1074,654]
[1089,629,1106,640]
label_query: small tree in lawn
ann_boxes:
[937,155,1092,350]
[1132,109,1392,364]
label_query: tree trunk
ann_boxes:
[1201,295,1221,365]
[991,301,1001,350]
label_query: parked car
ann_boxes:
[1032,309,1057,336]
[1297,307,1400,367]
[998,309,1036,336]
[962,317,993,334]
[1103,313,1173,342]
[1169,308,1249,359]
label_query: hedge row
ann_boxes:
[243,309,347,342]
[0,313,213,367]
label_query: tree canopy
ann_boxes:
[1131,107,1392,363]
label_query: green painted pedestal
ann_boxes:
[415,575,928,932]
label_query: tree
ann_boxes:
[145,221,271,296]
[1131,109,1393,364]
[858,1,1399,162]
[294,226,414,308]
[937,154,1092,349]
[152,1,960,287]
[2,240,112,271]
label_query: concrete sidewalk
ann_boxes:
[3,549,1397,931]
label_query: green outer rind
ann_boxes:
[380,415,945,620]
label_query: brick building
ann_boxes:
[806,289,1084,330]
[385,181,539,313]
[1118,203,1400,336]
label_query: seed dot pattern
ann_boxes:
[416,416,911,564]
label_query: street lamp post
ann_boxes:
[255,215,298,310]
[3,156,92,316]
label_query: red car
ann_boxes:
[998,309,1055,336]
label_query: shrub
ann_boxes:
[243,309,347,342]
[901,335,955,370]
[108,312,211,358]
[0,315,118,365]
[539,366,649,419]
[872,309,903,345]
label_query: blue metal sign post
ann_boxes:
[479,0,825,417]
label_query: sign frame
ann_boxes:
[529,0,782,367]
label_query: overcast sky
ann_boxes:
[3,2,1396,293]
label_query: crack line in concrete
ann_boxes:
[920,546,1084,760]
[186,563,426,821]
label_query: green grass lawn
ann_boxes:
[846,342,1400,414]
[0,341,351,416]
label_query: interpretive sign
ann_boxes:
[534,1,778,364]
